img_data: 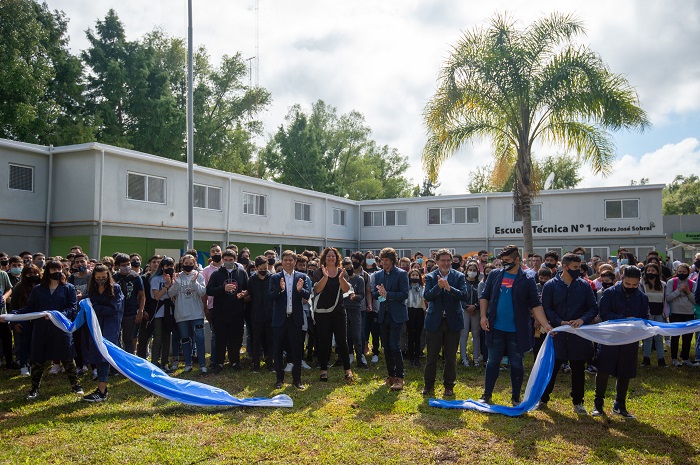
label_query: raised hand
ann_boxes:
[296,278,304,292]
[280,278,286,292]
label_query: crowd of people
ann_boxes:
[0,244,699,417]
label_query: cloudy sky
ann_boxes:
[47,0,700,194]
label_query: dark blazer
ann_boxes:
[16,283,78,362]
[596,283,649,378]
[542,273,599,360]
[423,268,467,332]
[87,284,124,365]
[268,270,311,328]
[480,267,541,353]
[371,266,409,324]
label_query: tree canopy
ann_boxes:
[663,175,700,215]
[468,154,582,193]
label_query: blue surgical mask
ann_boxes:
[366,258,375,266]
[10,266,22,276]
[620,259,629,266]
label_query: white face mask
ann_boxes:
[467,271,477,279]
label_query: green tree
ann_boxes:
[422,12,649,253]
[0,0,94,145]
[663,175,700,215]
[261,100,414,200]
[468,154,582,193]
[414,176,441,196]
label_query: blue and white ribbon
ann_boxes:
[429,318,700,416]
[4,299,293,408]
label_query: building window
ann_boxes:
[513,203,542,222]
[243,192,266,216]
[385,210,407,226]
[363,211,384,227]
[8,164,34,192]
[605,199,639,219]
[428,207,477,225]
[127,172,166,204]
[395,249,412,259]
[333,208,346,226]
[194,184,222,210]
[294,201,311,222]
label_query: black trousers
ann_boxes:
[0,322,13,365]
[670,313,694,360]
[424,319,460,389]
[273,318,302,383]
[541,359,586,405]
[31,359,79,390]
[595,373,631,407]
[406,307,425,361]
[251,319,273,367]
[136,318,154,359]
[211,309,244,366]
[315,309,351,371]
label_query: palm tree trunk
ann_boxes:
[516,144,534,256]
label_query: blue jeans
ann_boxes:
[483,329,524,401]
[176,319,206,368]
[97,361,110,383]
[643,314,665,359]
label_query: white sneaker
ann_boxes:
[672,359,683,367]
[573,404,588,415]
[473,359,480,367]
[682,359,700,367]
[49,363,63,375]
[284,363,293,372]
[301,360,311,369]
[371,355,379,363]
[360,355,368,365]
[349,355,355,365]
[171,361,179,371]
[20,366,30,376]
[200,366,208,374]
[461,359,470,367]
[183,365,192,373]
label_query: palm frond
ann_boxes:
[540,120,615,176]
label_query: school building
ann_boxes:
[0,138,669,263]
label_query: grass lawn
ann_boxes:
[1,354,699,465]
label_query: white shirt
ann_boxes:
[283,270,294,315]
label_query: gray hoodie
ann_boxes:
[167,271,207,322]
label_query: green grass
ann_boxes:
[1,355,699,465]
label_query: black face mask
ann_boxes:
[352,261,361,269]
[623,286,636,295]
[95,278,108,286]
[602,282,614,289]
[26,275,41,285]
[267,258,275,266]
[182,265,195,273]
[131,260,141,268]
[677,273,689,281]
[211,254,222,263]
[695,260,700,270]
[646,273,657,280]
[503,261,516,272]
[163,268,174,276]
[451,263,461,270]
[258,270,267,276]
[49,271,63,281]
[239,257,250,266]
[0,260,7,267]
[410,278,420,284]
[545,262,557,269]
[345,267,354,275]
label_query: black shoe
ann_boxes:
[612,403,635,419]
[658,358,667,367]
[83,388,108,403]
[511,397,521,407]
[211,364,223,375]
[591,404,605,417]
[27,388,39,400]
[477,394,492,404]
[293,382,306,390]
[642,357,651,367]
[444,388,455,397]
[275,381,283,389]
[72,384,85,396]
[421,386,434,396]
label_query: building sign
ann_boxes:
[672,232,700,243]
[494,223,657,236]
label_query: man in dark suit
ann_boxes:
[268,250,310,389]
[422,249,468,397]
[371,247,409,391]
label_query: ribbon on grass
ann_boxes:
[4,299,293,408]
[429,318,700,416]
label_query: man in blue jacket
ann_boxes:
[592,266,648,418]
[268,250,310,390]
[422,249,467,397]
[538,253,599,414]
[479,245,552,405]
[371,247,409,391]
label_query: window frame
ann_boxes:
[604,198,640,220]
[8,163,34,192]
[428,206,479,225]
[193,183,223,211]
[294,201,312,222]
[332,208,347,226]
[243,192,267,217]
[126,171,167,204]
[513,203,542,223]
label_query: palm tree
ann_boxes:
[422,12,649,254]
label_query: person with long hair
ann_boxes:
[641,263,667,367]
[165,254,208,373]
[82,264,124,402]
[5,260,83,400]
[665,263,698,367]
[149,257,177,372]
[312,247,353,382]
[10,264,42,375]
[405,269,425,367]
[460,260,481,367]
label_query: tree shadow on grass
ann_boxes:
[479,406,699,464]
